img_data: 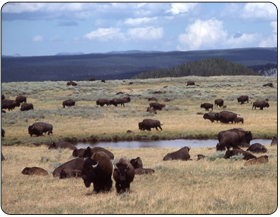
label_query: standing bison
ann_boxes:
[28,122,53,137]
[163,146,191,161]
[20,103,34,111]
[113,158,135,193]
[149,102,166,111]
[216,128,253,151]
[82,151,113,193]
[203,112,220,123]
[252,101,269,110]
[16,95,27,104]
[96,99,110,107]
[237,95,249,104]
[2,99,20,111]
[109,98,125,107]
[200,103,213,111]
[63,99,75,108]
[214,99,224,107]
[138,119,162,131]
[187,81,195,86]
[216,111,238,124]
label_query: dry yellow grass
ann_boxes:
[1,144,277,214]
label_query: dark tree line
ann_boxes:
[133,58,260,79]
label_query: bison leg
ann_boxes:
[159,125,162,130]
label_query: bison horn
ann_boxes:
[92,162,99,168]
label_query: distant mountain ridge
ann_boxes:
[1,47,277,82]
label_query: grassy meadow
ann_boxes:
[1,75,278,214]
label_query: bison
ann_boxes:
[237,95,249,104]
[109,98,125,107]
[163,146,191,161]
[147,107,157,114]
[16,95,27,104]
[216,128,253,151]
[200,103,213,111]
[96,99,110,107]
[148,97,158,101]
[246,143,267,153]
[138,119,162,131]
[135,168,155,175]
[244,155,269,166]
[263,83,274,88]
[130,157,143,169]
[2,128,5,137]
[82,151,113,193]
[53,158,85,177]
[88,78,95,81]
[20,103,34,111]
[234,117,244,124]
[130,157,155,175]
[113,158,135,193]
[271,136,277,146]
[67,81,77,86]
[72,148,86,158]
[59,168,82,179]
[252,101,269,110]
[63,99,75,108]
[216,111,238,124]
[83,146,114,159]
[224,149,256,160]
[48,141,77,150]
[203,112,220,123]
[214,99,224,107]
[28,122,53,137]
[149,102,166,111]
[1,99,20,111]
[187,81,195,86]
[22,167,48,176]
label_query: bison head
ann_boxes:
[114,163,130,181]
[138,122,143,130]
[130,157,143,169]
[22,167,31,175]
[81,158,101,188]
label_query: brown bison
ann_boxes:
[130,157,143,169]
[163,146,191,161]
[200,103,213,111]
[216,111,238,124]
[82,151,113,193]
[72,148,86,158]
[237,95,249,104]
[246,143,267,153]
[187,81,195,86]
[263,83,274,87]
[96,98,110,107]
[252,100,269,110]
[28,122,53,137]
[2,99,20,111]
[113,158,135,193]
[2,128,5,137]
[67,81,77,86]
[224,149,256,160]
[148,97,158,101]
[214,99,224,107]
[139,119,162,131]
[130,157,155,175]
[2,94,5,100]
[83,146,114,159]
[244,155,269,166]
[22,167,48,176]
[149,102,166,111]
[63,99,75,108]
[147,107,157,114]
[53,158,85,177]
[203,112,220,122]
[135,168,155,175]
[59,168,82,179]
[109,98,125,107]
[216,128,253,151]
[16,95,27,104]
[88,78,95,81]
[20,103,34,111]
[271,136,277,146]
[101,79,106,83]
[48,141,77,150]
[234,117,244,124]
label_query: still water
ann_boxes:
[75,139,271,149]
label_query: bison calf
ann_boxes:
[22,167,48,176]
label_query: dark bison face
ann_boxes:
[130,157,143,169]
[216,143,226,151]
[114,163,130,181]
[28,125,37,136]
[138,122,143,130]
[82,158,101,188]
[22,167,30,175]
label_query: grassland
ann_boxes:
[1,75,277,214]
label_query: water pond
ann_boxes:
[75,139,271,149]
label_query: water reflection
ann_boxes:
[75,139,271,149]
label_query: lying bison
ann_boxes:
[67,81,77,86]
[246,143,267,153]
[22,167,48,176]
[148,97,158,101]
[20,103,34,111]
[237,95,249,104]
[163,146,191,161]
[59,168,82,179]
[149,102,166,111]
[82,151,113,193]
[200,103,213,111]
[72,148,86,158]
[96,99,110,107]
[113,158,135,193]
[216,111,238,124]
[252,100,269,110]
[28,122,53,137]
[53,158,85,177]
[203,112,220,123]
[88,78,95,81]
[224,149,256,160]
[216,128,253,151]
[263,83,274,88]
[63,99,75,108]
[214,99,224,107]
[139,119,162,131]
[49,141,77,150]
[130,157,155,175]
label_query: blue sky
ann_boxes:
[1,2,277,56]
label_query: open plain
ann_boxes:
[1,75,278,214]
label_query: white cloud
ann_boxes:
[258,21,277,47]
[177,19,227,51]
[50,35,62,41]
[32,35,44,42]
[270,21,277,34]
[123,17,158,26]
[226,33,260,48]
[84,28,125,41]
[127,26,164,40]
[167,3,199,15]
[240,3,276,20]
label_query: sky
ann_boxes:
[1,2,277,56]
